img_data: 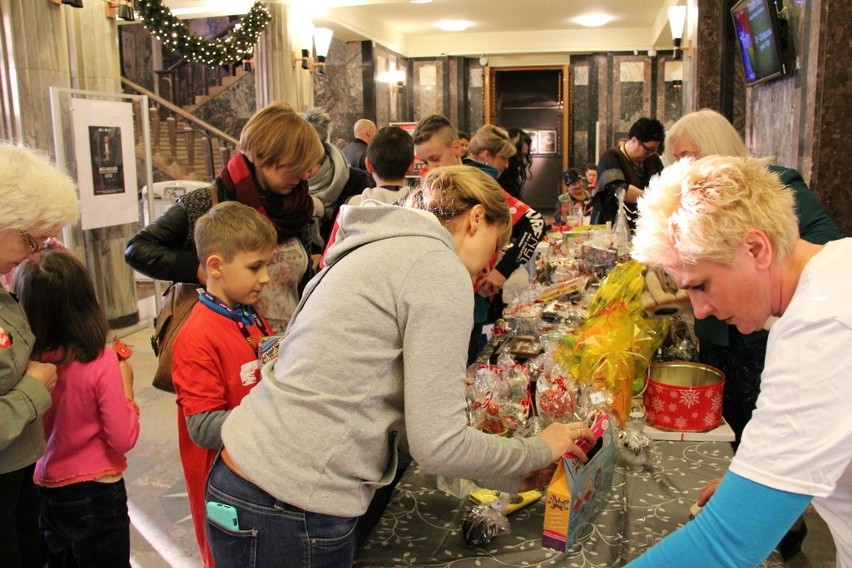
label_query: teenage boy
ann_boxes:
[320,126,415,266]
[412,114,499,178]
[412,114,544,363]
[171,201,276,568]
[346,125,415,206]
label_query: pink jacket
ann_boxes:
[34,349,140,487]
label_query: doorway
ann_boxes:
[487,67,569,211]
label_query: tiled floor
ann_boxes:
[118,295,837,568]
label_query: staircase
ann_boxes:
[182,67,249,114]
[122,76,241,182]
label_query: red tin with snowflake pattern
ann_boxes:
[643,362,725,432]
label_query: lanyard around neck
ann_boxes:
[198,291,271,348]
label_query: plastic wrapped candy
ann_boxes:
[535,369,577,425]
[461,495,512,547]
[617,411,653,471]
[555,260,669,425]
[465,362,532,434]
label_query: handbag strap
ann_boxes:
[286,243,365,332]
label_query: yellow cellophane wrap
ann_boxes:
[555,260,670,425]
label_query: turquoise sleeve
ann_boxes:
[625,471,811,567]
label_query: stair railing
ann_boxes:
[121,76,238,181]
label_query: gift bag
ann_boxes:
[150,282,200,392]
[542,413,616,551]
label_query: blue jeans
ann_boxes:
[206,455,357,568]
[37,478,130,567]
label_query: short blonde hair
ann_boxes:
[194,201,277,264]
[469,125,516,160]
[405,166,511,247]
[632,156,798,268]
[239,101,324,177]
[0,143,79,233]
[663,109,747,164]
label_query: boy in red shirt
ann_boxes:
[171,201,277,567]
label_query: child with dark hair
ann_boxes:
[457,129,472,159]
[15,251,139,567]
[347,126,414,206]
[321,126,416,265]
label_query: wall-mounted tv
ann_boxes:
[730,0,789,86]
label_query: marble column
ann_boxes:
[254,2,313,111]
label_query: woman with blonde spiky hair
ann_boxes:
[627,156,852,568]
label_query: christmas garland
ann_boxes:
[135,0,271,66]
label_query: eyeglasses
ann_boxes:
[639,141,659,156]
[20,231,50,254]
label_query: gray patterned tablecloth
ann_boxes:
[355,441,786,567]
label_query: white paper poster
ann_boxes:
[71,98,139,230]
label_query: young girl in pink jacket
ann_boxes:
[16,251,139,567]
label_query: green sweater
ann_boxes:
[0,288,52,473]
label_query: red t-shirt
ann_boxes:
[172,303,268,567]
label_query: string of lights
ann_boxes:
[135,0,271,66]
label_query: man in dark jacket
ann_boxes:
[591,117,665,229]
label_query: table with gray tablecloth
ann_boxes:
[355,440,786,567]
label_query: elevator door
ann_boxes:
[491,68,568,212]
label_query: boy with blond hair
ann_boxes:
[172,201,277,567]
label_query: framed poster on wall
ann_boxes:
[537,130,557,155]
[526,130,539,154]
[71,98,138,230]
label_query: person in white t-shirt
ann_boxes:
[626,155,851,568]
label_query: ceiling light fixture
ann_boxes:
[409,0,432,3]
[435,20,472,32]
[575,13,613,27]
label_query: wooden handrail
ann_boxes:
[121,76,238,146]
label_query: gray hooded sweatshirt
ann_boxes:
[222,201,552,517]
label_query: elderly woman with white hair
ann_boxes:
[0,143,79,568]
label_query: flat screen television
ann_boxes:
[730,0,789,86]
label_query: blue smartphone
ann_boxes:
[206,501,239,530]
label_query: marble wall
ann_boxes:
[741,0,848,235]
[569,54,682,168]
[195,72,255,140]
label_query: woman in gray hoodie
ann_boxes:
[206,166,595,568]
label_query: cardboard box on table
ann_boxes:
[542,413,616,551]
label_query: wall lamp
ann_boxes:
[104,0,135,21]
[293,28,334,73]
[668,5,688,60]
[378,69,407,91]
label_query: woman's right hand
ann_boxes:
[26,361,57,393]
[697,477,722,506]
[536,421,596,463]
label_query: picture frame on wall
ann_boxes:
[537,130,557,155]
[526,129,539,154]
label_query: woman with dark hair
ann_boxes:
[498,127,533,199]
